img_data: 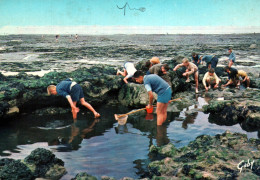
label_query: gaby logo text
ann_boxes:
[237,159,254,173]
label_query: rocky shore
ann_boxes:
[148,130,260,179]
[0,148,66,180]
[0,58,260,179]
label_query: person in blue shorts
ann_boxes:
[47,78,100,120]
[133,71,172,125]
[200,55,219,69]
[227,47,236,67]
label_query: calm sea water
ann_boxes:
[0,34,259,179]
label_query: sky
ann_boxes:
[0,0,260,34]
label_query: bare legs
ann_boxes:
[72,98,100,119]
[116,69,127,77]
[184,71,199,93]
[156,102,169,126]
[228,60,233,68]
[194,71,199,93]
[80,98,100,118]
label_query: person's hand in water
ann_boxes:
[94,112,101,118]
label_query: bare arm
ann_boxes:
[202,73,207,88]
[66,96,79,111]
[147,91,154,108]
[185,67,195,76]
[242,76,247,82]
[223,80,233,87]
[173,64,183,71]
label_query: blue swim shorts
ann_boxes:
[157,88,172,103]
[70,84,84,102]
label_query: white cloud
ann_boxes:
[0,25,260,35]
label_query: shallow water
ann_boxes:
[0,96,257,179]
[0,34,259,179]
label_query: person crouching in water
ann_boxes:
[47,78,100,120]
[133,71,172,126]
[173,58,199,93]
[202,68,221,91]
[117,62,137,84]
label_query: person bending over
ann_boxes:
[133,71,172,126]
[47,78,100,120]
[222,66,238,88]
[117,62,137,84]
[200,55,219,70]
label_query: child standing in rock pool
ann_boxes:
[47,78,100,120]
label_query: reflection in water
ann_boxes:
[156,125,170,147]
[182,114,196,129]
[115,124,128,134]
[0,96,258,179]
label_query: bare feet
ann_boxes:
[116,70,120,75]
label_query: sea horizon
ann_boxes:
[1,25,260,35]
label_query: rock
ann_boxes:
[0,65,124,120]
[118,83,149,107]
[6,106,19,116]
[73,172,98,180]
[45,164,67,180]
[249,44,257,49]
[24,148,66,179]
[148,131,260,179]
[0,159,34,180]
[203,90,260,130]
[101,176,116,180]
[33,107,70,116]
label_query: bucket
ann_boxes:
[146,106,154,113]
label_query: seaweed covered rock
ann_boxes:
[118,83,149,107]
[24,148,66,179]
[72,172,98,180]
[0,65,123,120]
[203,90,260,130]
[0,158,34,180]
[148,131,260,179]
